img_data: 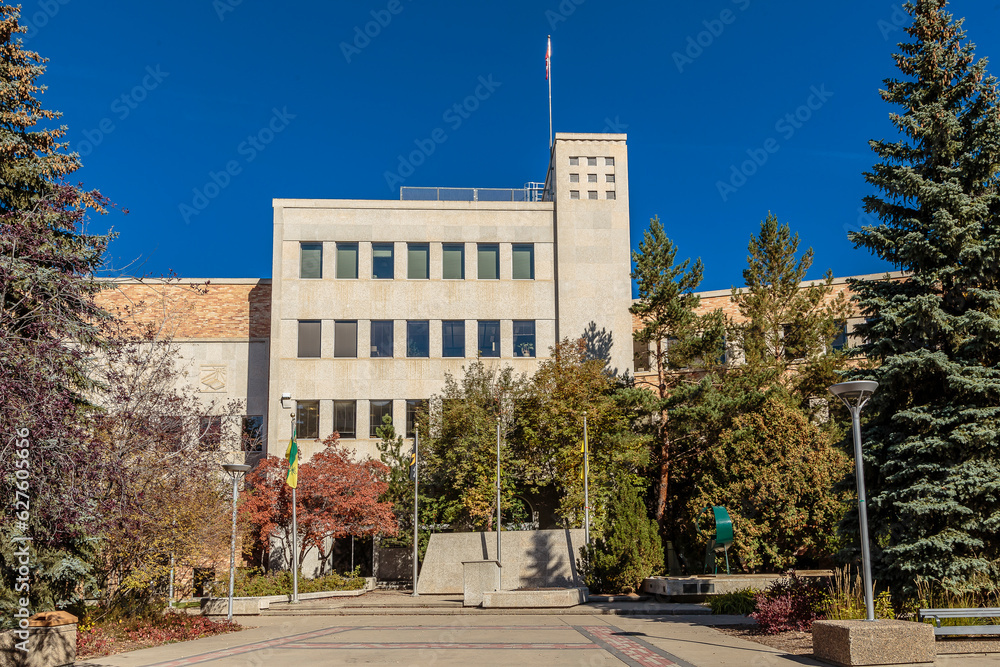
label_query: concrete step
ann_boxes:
[258,602,712,616]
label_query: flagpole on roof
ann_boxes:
[547,35,553,149]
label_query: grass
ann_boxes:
[708,587,757,615]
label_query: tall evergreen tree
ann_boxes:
[731,213,850,407]
[629,216,723,527]
[849,0,1000,591]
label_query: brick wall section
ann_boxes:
[630,281,859,332]
[95,280,272,340]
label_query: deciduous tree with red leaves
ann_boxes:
[241,434,397,572]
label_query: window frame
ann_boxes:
[478,320,501,358]
[442,243,465,279]
[442,320,465,357]
[333,400,356,439]
[512,320,536,358]
[299,242,323,279]
[406,320,430,358]
[334,320,358,358]
[477,243,500,280]
[405,399,427,438]
[336,242,359,280]
[407,243,429,280]
[372,243,394,279]
[297,320,322,358]
[369,400,393,438]
[296,400,320,440]
[370,320,394,358]
[242,415,264,452]
[512,244,535,280]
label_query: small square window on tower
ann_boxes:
[606,174,615,183]
[588,174,597,183]
[570,190,580,199]
[569,157,579,166]
[606,191,616,200]
[605,157,615,166]
[587,157,597,166]
[588,191,598,200]
[569,173,579,183]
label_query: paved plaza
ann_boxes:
[75,596,1000,667]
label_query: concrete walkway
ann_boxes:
[75,596,1000,667]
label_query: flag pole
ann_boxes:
[289,412,299,604]
[547,35,553,149]
[583,412,590,546]
[411,428,420,596]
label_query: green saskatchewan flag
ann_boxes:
[285,428,298,489]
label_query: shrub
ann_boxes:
[77,612,240,659]
[581,481,663,594]
[750,572,826,634]
[708,588,757,615]
[208,567,365,597]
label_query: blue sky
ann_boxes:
[24,0,1000,292]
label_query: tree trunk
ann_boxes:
[654,338,670,524]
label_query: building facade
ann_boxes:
[267,132,633,460]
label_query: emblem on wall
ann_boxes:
[199,365,227,392]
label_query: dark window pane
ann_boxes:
[242,415,264,452]
[442,320,465,357]
[371,321,393,357]
[407,243,429,279]
[297,320,321,358]
[512,244,534,280]
[373,243,394,279]
[336,243,358,279]
[406,399,427,438]
[334,320,358,358]
[370,400,392,438]
[296,400,319,440]
[407,321,429,357]
[442,244,464,279]
[478,320,500,358]
[333,400,356,439]
[513,320,535,357]
[199,416,222,451]
[300,243,322,279]
[477,244,499,280]
[161,416,184,450]
[832,322,848,351]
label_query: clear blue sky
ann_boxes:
[24,0,1000,292]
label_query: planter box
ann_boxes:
[0,612,77,667]
[812,619,935,667]
[482,587,588,609]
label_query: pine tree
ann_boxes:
[849,0,1000,591]
[629,216,723,527]
[731,213,850,406]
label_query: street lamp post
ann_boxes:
[829,380,879,622]
[222,463,252,622]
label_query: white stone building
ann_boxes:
[267,132,634,460]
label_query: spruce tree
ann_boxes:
[849,0,1000,591]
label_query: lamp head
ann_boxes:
[222,463,252,474]
[829,380,878,407]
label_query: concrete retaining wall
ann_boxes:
[417,529,585,594]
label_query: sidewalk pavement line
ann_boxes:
[139,626,352,667]
[278,641,602,650]
[574,624,699,667]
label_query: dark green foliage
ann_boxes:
[581,480,664,594]
[848,0,1000,592]
[208,567,365,597]
[708,588,757,615]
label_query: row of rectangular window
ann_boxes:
[159,415,264,452]
[295,399,427,440]
[569,174,615,183]
[297,320,536,359]
[569,157,614,166]
[301,242,535,280]
[570,191,616,200]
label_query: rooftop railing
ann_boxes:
[401,182,548,202]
